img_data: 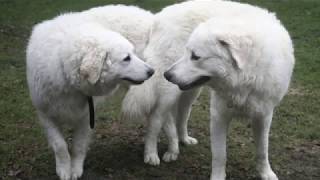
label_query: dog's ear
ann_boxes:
[218,35,253,70]
[80,48,107,84]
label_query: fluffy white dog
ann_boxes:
[80,5,154,57]
[122,0,271,166]
[27,5,154,180]
[165,2,294,180]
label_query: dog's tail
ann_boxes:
[121,76,157,122]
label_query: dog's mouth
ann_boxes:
[122,77,145,85]
[178,76,210,91]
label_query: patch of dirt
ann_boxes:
[288,87,307,96]
[280,141,320,180]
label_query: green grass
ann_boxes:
[0,0,319,179]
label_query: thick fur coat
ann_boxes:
[164,1,294,180]
[27,5,154,180]
[122,0,275,166]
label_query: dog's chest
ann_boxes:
[46,95,88,124]
[226,93,269,118]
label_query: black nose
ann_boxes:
[147,68,155,77]
[164,71,172,81]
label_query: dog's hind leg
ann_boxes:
[144,110,164,166]
[162,113,179,162]
[71,117,92,180]
[252,111,278,180]
[38,112,71,180]
[176,88,201,145]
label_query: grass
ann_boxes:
[0,0,319,179]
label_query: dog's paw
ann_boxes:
[71,165,83,180]
[180,136,198,145]
[56,166,71,180]
[210,173,226,180]
[260,170,278,180]
[144,153,160,166]
[257,164,278,180]
[162,151,178,162]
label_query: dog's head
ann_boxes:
[164,19,253,91]
[75,27,154,95]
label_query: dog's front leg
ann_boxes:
[209,94,231,180]
[162,114,179,162]
[176,89,201,145]
[252,111,278,180]
[71,117,92,180]
[144,111,163,165]
[39,112,71,180]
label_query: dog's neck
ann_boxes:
[210,72,254,108]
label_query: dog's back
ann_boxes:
[121,0,274,121]
[82,5,154,57]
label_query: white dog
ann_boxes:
[122,0,271,166]
[27,5,154,180]
[164,2,294,180]
[80,5,154,57]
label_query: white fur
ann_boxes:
[165,1,294,180]
[81,5,154,57]
[122,0,229,165]
[122,0,274,166]
[27,5,154,180]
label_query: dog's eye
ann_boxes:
[191,51,200,61]
[123,55,131,62]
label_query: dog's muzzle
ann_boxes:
[122,77,145,84]
[164,71,173,82]
[178,76,210,90]
[122,68,154,85]
[147,68,155,78]
[164,71,210,90]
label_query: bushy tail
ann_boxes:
[121,77,156,122]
